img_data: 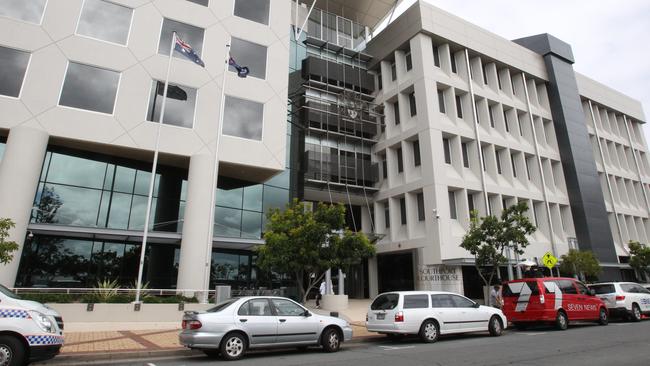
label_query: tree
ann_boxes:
[256,199,375,303]
[628,241,650,282]
[559,249,601,281]
[460,201,536,294]
[0,218,20,265]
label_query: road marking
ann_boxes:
[518,332,547,335]
[379,345,416,350]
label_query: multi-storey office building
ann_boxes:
[0,0,648,300]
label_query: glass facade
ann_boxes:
[307,9,367,50]
[59,62,120,114]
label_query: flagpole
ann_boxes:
[201,44,230,303]
[135,31,177,304]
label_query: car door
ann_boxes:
[575,281,600,320]
[450,294,489,331]
[270,298,319,344]
[555,280,581,320]
[235,298,277,345]
[631,284,650,312]
[402,294,431,333]
[430,294,462,334]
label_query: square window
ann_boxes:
[158,19,204,60]
[0,0,46,24]
[147,80,197,128]
[224,96,264,140]
[417,192,425,221]
[77,0,133,45]
[234,0,270,25]
[59,62,120,114]
[0,46,30,98]
[230,37,267,79]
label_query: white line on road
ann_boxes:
[379,345,416,351]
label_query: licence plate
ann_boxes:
[376,313,385,320]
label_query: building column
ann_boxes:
[0,126,49,286]
[176,153,214,293]
[367,256,378,298]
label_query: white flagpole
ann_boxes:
[135,31,177,304]
[201,44,230,303]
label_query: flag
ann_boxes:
[229,56,249,78]
[174,36,205,67]
[156,81,187,101]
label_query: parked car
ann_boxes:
[179,296,352,360]
[0,285,64,365]
[589,282,650,321]
[502,277,608,330]
[365,291,506,343]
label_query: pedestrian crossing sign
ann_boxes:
[542,252,558,270]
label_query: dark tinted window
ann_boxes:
[502,281,540,297]
[413,140,421,167]
[59,62,120,114]
[238,298,272,316]
[431,294,454,307]
[451,295,475,308]
[575,282,589,295]
[371,293,399,310]
[590,284,615,294]
[403,295,429,309]
[207,299,237,312]
[416,192,425,221]
[0,46,30,98]
[556,280,577,294]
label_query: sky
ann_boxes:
[378,0,650,141]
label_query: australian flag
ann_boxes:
[174,36,205,67]
[229,56,249,78]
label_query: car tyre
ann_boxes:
[488,316,503,337]
[555,311,568,331]
[598,307,609,326]
[0,335,26,366]
[203,349,220,358]
[419,320,439,343]
[220,333,247,361]
[321,328,341,353]
[630,304,642,322]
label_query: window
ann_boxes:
[76,0,133,45]
[455,95,463,118]
[450,52,457,73]
[461,142,469,168]
[223,96,264,140]
[390,61,397,81]
[517,113,523,136]
[437,89,445,113]
[230,37,267,79]
[525,157,531,180]
[384,204,390,228]
[496,150,502,174]
[481,148,486,171]
[234,0,269,25]
[489,106,495,128]
[393,101,400,125]
[381,155,387,179]
[399,197,406,225]
[396,147,404,173]
[451,295,475,308]
[575,282,590,295]
[474,101,481,124]
[187,0,209,5]
[590,284,615,294]
[147,80,197,128]
[403,295,429,309]
[0,46,30,98]
[555,280,577,294]
[443,138,451,164]
[431,294,454,307]
[481,63,488,84]
[532,204,539,227]
[0,0,46,24]
[448,191,457,219]
[497,71,502,90]
[467,193,474,214]
[59,62,120,114]
[271,298,306,316]
[377,72,382,90]
[158,19,204,60]
[511,77,517,95]
[413,140,421,166]
[408,92,417,117]
[238,299,272,316]
[432,44,440,67]
[405,51,412,71]
[511,153,517,177]
[417,192,425,221]
[371,293,399,310]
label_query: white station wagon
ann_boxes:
[366,291,507,343]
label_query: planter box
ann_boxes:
[46,303,214,323]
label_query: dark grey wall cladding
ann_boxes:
[515,34,619,267]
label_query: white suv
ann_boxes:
[366,291,507,343]
[589,282,650,322]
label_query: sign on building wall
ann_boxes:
[417,265,463,293]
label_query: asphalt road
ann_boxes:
[58,320,650,366]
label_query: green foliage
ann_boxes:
[257,199,375,303]
[460,201,536,288]
[90,279,120,302]
[559,249,601,280]
[628,240,650,281]
[0,218,20,265]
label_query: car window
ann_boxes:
[450,295,475,308]
[555,280,577,294]
[371,293,399,310]
[271,299,306,316]
[206,299,237,313]
[575,282,590,295]
[403,295,429,309]
[431,294,455,308]
[503,281,539,297]
[238,299,272,316]
[590,284,615,294]
[620,284,637,293]
[634,285,650,294]
[0,284,20,299]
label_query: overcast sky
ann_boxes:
[381,0,650,141]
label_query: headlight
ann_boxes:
[29,311,55,333]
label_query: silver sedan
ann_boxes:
[179,296,353,360]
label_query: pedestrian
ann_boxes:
[489,285,503,309]
[316,280,326,309]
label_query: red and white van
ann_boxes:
[502,277,608,330]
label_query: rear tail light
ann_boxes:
[395,311,404,322]
[615,295,626,301]
[182,319,202,330]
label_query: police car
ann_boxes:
[589,282,650,322]
[0,285,64,365]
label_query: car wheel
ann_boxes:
[0,335,26,366]
[203,349,220,358]
[630,304,642,322]
[598,308,609,325]
[220,333,247,361]
[488,316,503,336]
[419,320,439,343]
[555,311,568,331]
[321,328,341,353]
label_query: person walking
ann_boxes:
[489,285,503,309]
[316,280,326,309]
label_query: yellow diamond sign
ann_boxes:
[542,252,558,270]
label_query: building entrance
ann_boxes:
[377,252,414,294]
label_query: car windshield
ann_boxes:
[0,284,20,299]
[371,293,399,310]
[590,284,615,294]
[206,299,237,313]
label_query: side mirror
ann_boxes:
[472,302,480,308]
[303,310,312,317]
[588,289,596,296]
